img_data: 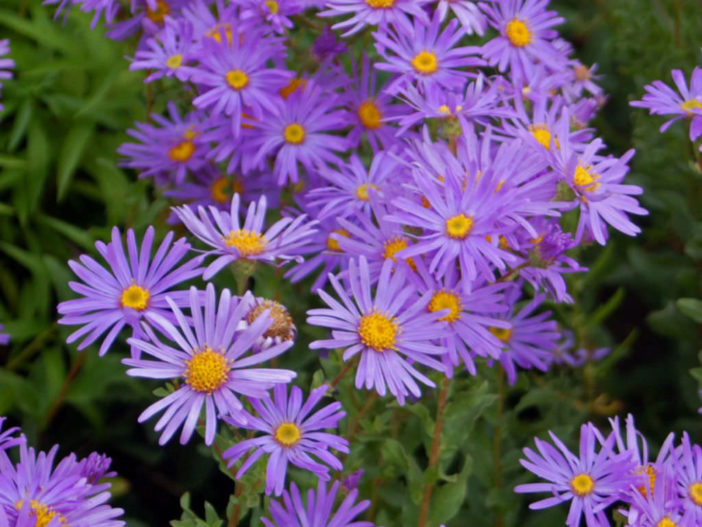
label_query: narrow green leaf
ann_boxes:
[57,122,94,200]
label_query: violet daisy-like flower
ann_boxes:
[223,384,348,496]
[57,226,203,356]
[312,25,348,61]
[129,16,196,83]
[190,25,291,135]
[44,0,121,28]
[481,0,566,82]
[374,12,483,95]
[437,0,487,35]
[118,103,208,184]
[239,0,304,33]
[319,0,430,36]
[174,193,317,280]
[239,293,297,351]
[676,432,702,525]
[631,67,702,142]
[263,480,373,527]
[0,439,124,527]
[124,284,297,445]
[308,257,447,405]
[515,422,638,527]
[625,467,689,527]
[106,0,190,42]
[0,40,14,113]
[246,81,349,186]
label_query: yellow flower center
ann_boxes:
[411,51,439,75]
[358,311,398,352]
[265,0,279,13]
[365,0,394,7]
[327,228,349,252]
[284,123,306,145]
[121,282,150,311]
[489,326,513,343]
[15,500,67,527]
[168,140,196,162]
[681,99,702,114]
[223,229,267,257]
[226,70,249,90]
[574,65,591,81]
[636,464,657,496]
[356,183,380,202]
[146,0,169,23]
[573,165,601,192]
[358,100,383,130]
[445,214,473,240]
[529,125,557,150]
[570,473,595,497]
[690,481,702,505]
[247,300,295,341]
[274,422,302,447]
[382,236,416,270]
[211,177,231,203]
[505,18,531,47]
[428,290,462,323]
[166,54,183,69]
[184,348,230,393]
[657,518,678,527]
[280,78,306,99]
[206,23,233,44]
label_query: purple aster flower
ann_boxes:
[562,61,603,102]
[631,67,702,142]
[129,16,197,83]
[118,103,209,184]
[0,325,8,346]
[0,439,124,527]
[77,452,116,484]
[124,284,297,445]
[344,55,402,152]
[57,226,204,356]
[437,0,487,35]
[319,0,430,37]
[0,418,21,452]
[307,257,447,405]
[312,25,348,61]
[515,422,638,527]
[263,479,373,527]
[550,116,647,245]
[173,193,318,280]
[625,467,689,527]
[44,0,121,28]
[246,81,350,186]
[105,0,190,42]
[488,288,560,385]
[408,257,510,376]
[190,25,291,135]
[374,12,483,95]
[342,469,364,491]
[0,40,14,113]
[481,0,566,82]
[304,153,395,220]
[223,384,348,496]
[676,432,702,525]
[238,293,297,351]
[239,0,304,33]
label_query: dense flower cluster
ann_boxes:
[517,415,702,527]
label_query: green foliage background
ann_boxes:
[0,0,700,525]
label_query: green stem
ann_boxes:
[6,323,58,371]
[43,347,88,429]
[493,367,506,527]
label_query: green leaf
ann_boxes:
[57,121,94,200]
[677,298,702,323]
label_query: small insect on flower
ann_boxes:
[58,226,204,357]
[124,284,297,445]
[223,384,348,496]
[173,193,318,280]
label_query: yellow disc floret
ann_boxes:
[211,177,231,203]
[284,123,306,144]
[226,69,249,90]
[505,18,531,47]
[382,236,416,270]
[358,100,383,130]
[184,348,230,393]
[166,54,183,69]
[366,0,395,7]
[489,326,513,343]
[689,481,702,505]
[15,500,67,527]
[681,99,702,114]
[356,183,379,202]
[358,311,398,352]
[274,422,302,447]
[529,125,555,150]
[327,228,349,252]
[428,290,462,323]
[223,229,267,257]
[169,139,196,162]
[146,0,169,23]
[445,213,474,240]
[121,282,150,311]
[570,473,595,497]
[657,517,678,527]
[247,300,295,341]
[573,165,601,193]
[411,51,439,75]
[265,0,279,14]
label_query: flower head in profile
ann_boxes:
[262,480,374,527]
[223,384,348,496]
[308,257,447,405]
[174,193,318,280]
[515,422,638,527]
[631,67,702,142]
[58,226,203,356]
[124,284,297,445]
[436,0,487,35]
[240,294,297,351]
[319,0,430,36]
